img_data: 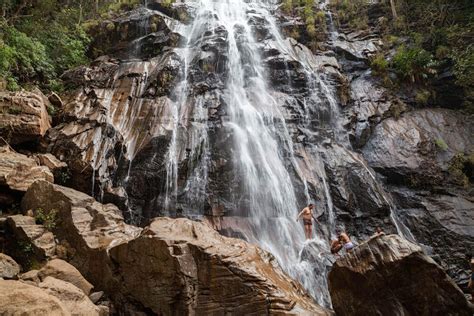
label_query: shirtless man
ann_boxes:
[296,204,316,240]
[337,229,355,252]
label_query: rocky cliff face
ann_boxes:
[0,0,472,311]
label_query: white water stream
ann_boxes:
[159,0,336,306]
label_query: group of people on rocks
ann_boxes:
[297,202,474,302]
[296,203,384,255]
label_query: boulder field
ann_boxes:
[5,180,331,315]
[3,180,472,315]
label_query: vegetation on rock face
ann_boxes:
[0,0,142,93]
[330,0,474,112]
[34,208,58,231]
[449,153,474,187]
[282,0,327,51]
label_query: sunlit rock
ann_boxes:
[328,234,472,316]
[0,90,51,145]
[0,280,70,315]
[0,253,20,280]
[21,180,141,292]
[110,217,331,315]
[0,146,53,192]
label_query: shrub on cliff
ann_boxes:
[392,45,435,82]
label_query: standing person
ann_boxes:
[336,229,355,252]
[296,203,316,240]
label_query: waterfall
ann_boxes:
[159,0,335,306]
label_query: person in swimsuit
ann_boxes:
[296,203,316,240]
[336,229,355,252]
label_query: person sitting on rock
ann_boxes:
[330,239,343,255]
[337,229,355,252]
[296,203,316,240]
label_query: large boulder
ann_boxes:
[21,180,141,293]
[0,90,51,145]
[6,214,56,260]
[0,146,53,192]
[0,253,20,279]
[0,280,69,315]
[110,217,330,315]
[328,234,472,316]
[39,276,100,316]
[38,259,94,295]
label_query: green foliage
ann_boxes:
[434,138,448,151]
[435,46,450,60]
[370,53,389,76]
[56,169,71,185]
[282,0,293,14]
[330,0,368,30]
[415,89,431,105]
[46,104,57,116]
[161,0,175,8]
[392,45,435,82]
[18,240,34,254]
[0,0,141,92]
[448,153,474,187]
[281,0,326,47]
[452,44,474,90]
[0,23,54,88]
[34,208,58,231]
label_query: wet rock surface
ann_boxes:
[360,109,474,285]
[87,7,183,60]
[110,217,331,315]
[362,109,473,184]
[328,234,472,316]
[17,182,330,314]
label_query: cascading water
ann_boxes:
[158,0,336,306]
[96,0,415,308]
